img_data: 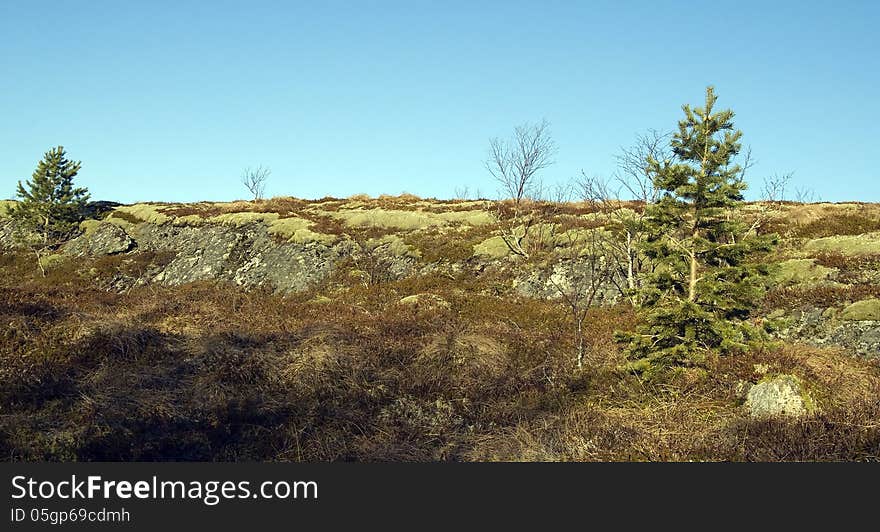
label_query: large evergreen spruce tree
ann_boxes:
[8,146,89,272]
[621,87,775,376]
[9,146,89,242]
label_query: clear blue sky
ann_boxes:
[1,1,877,203]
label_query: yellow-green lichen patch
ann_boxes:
[267,216,310,236]
[331,208,444,230]
[268,217,335,245]
[208,211,280,227]
[840,299,880,321]
[551,227,617,255]
[576,211,615,224]
[79,219,103,235]
[113,204,171,225]
[805,232,880,255]
[367,234,420,258]
[209,200,251,210]
[38,253,68,271]
[171,214,208,226]
[773,258,836,285]
[105,216,133,229]
[516,223,558,250]
[473,236,512,259]
[329,207,495,231]
[435,210,495,226]
[290,228,336,245]
[430,200,489,210]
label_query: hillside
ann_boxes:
[1,196,879,461]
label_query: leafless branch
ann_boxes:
[794,185,819,203]
[241,165,271,201]
[485,120,557,258]
[761,172,792,203]
[547,228,617,369]
[485,119,557,206]
[614,129,670,203]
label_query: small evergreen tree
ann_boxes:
[620,87,775,377]
[8,146,90,272]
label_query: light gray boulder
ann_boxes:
[745,375,809,419]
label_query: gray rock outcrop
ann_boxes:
[64,222,134,256]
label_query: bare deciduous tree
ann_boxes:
[486,119,557,207]
[614,129,669,204]
[453,185,470,200]
[242,165,271,201]
[549,181,574,204]
[547,229,617,369]
[794,185,819,203]
[576,174,638,303]
[572,131,672,305]
[762,172,793,203]
[485,120,557,257]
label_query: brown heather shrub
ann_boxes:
[404,226,495,263]
[1,248,879,462]
[104,210,143,224]
[763,284,880,310]
[759,203,880,238]
[299,213,348,236]
[812,251,880,271]
[793,213,880,239]
[708,402,880,461]
[162,197,314,219]
[812,252,880,285]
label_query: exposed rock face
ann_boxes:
[827,323,880,359]
[779,306,880,359]
[745,375,808,419]
[64,222,134,256]
[128,223,348,293]
[0,220,23,251]
[513,259,620,304]
[0,215,427,293]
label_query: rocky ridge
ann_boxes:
[1,198,878,358]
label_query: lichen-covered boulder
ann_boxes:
[745,375,809,419]
[513,259,619,304]
[773,258,835,286]
[841,299,880,321]
[473,235,512,260]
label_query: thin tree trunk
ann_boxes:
[688,247,697,302]
[626,231,637,305]
[35,248,46,277]
[576,319,584,369]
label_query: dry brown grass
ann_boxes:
[2,213,879,462]
[763,284,880,309]
[759,202,880,238]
